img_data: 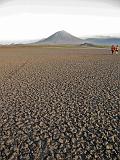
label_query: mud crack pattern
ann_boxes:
[0,47,120,160]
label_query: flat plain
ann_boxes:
[0,46,119,160]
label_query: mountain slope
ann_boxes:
[85,38,120,45]
[36,30,82,44]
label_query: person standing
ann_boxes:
[111,45,115,54]
[115,45,119,54]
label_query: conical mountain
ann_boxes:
[37,30,82,44]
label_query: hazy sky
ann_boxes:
[0,0,120,41]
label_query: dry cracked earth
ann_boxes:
[0,46,120,160]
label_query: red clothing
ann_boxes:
[111,45,115,51]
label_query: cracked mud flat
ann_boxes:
[0,46,119,160]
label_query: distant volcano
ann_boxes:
[36,30,82,44]
[1,30,120,46]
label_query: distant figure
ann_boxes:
[115,45,119,54]
[111,45,115,54]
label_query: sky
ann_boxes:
[0,0,120,41]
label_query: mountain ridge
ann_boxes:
[0,30,120,46]
[35,30,120,45]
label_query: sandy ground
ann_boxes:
[0,46,119,160]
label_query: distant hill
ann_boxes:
[36,30,82,45]
[84,37,120,45]
[0,40,39,45]
[80,43,97,47]
[35,31,120,45]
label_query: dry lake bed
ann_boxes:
[0,46,119,160]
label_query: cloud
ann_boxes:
[103,0,119,4]
[0,0,119,18]
[0,1,119,16]
[98,0,120,7]
[0,0,13,4]
[0,0,120,7]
